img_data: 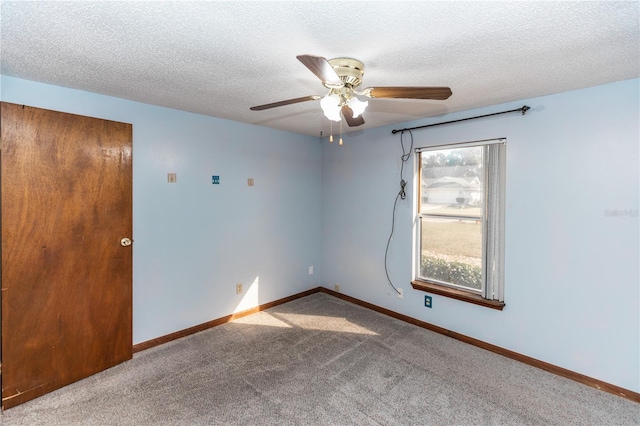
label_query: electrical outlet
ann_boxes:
[424,295,432,308]
[309,266,313,275]
[236,283,243,294]
[334,284,340,292]
[397,288,403,299]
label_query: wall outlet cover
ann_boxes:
[424,295,432,308]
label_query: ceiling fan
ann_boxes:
[250,54,452,127]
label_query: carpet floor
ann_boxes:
[1,292,638,425]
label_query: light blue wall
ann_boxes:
[2,75,638,394]
[321,78,640,393]
[1,75,323,345]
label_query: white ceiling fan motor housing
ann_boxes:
[325,58,365,89]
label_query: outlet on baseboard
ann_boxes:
[236,283,243,294]
[334,284,340,292]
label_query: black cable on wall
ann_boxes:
[384,130,413,295]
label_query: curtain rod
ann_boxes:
[391,105,530,134]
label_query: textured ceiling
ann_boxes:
[1,1,638,137]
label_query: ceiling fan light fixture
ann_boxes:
[320,94,342,122]
[249,54,452,131]
[347,96,368,118]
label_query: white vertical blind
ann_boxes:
[483,142,506,301]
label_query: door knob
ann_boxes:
[120,237,132,247]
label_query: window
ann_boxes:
[413,139,505,309]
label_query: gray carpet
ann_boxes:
[1,292,638,425]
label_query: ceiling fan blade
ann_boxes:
[250,95,320,111]
[366,86,452,100]
[296,54,343,86]
[342,105,365,127]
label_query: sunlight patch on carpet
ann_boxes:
[233,312,378,335]
[233,312,293,328]
[274,313,378,335]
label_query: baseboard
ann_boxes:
[132,285,639,404]
[319,287,640,404]
[132,287,321,353]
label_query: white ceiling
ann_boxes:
[1,1,638,137]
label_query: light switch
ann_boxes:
[167,173,177,183]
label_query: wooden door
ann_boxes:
[0,102,133,409]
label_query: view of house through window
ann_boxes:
[417,140,505,301]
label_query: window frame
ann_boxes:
[412,138,506,310]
